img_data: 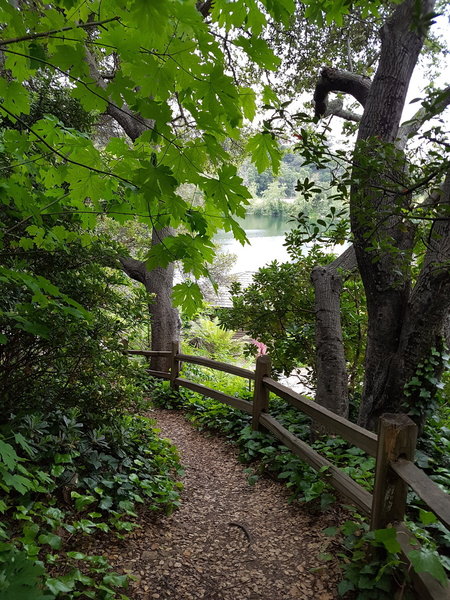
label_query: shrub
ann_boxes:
[0,409,182,599]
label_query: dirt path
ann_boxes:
[98,409,343,599]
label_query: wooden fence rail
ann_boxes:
[125,348,450,599]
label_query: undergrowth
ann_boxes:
[149,373,375,508]
[0,408,182,599]
[148,371,450,599]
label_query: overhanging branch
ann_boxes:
[0,17,121,47]
[313,67,371,119]
[398,85,450,148]
[119,257,148,285]
[323,99,362,123]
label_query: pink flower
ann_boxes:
[250,339,268,356]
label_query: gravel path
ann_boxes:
[99,408,343,599]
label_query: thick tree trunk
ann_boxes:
[312,0,450,431]
[147,228,181,372]
[359,171,450,428]
[120,230,181,372]
[351,0,436,428]
[311,245,357,417]
[86,49,180,360]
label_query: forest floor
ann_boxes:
[85,408,345,600]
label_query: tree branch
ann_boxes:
[313,67,371,119]
[357,0,435,143]
[84,48,153,141]
[0,17,121,47]
[0,104,134,185]
[398,85,450,148]
[196,1,213,18]
[327,244,358,272]
[119,257,148,285]
[323,98,362,123]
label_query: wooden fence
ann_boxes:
[126,345,450,600]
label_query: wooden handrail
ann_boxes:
[174,378,253,414]
[264,377,378,457]
[259,414,373,515]
[176,353,256,380]
[125,350,171,357]
[148,369,171,380]
[127,347,450,596]
[391,459,450,530]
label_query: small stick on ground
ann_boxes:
[228,521,253,544]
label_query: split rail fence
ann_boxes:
[126,344,450,600]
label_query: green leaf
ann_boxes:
[0,439,19,470]
[374,528,401,554]
[46,578,75,594]
[73,493,96,511]
[240,87,257,121]
[67,552,86,560]
[0,79,31,116]
[102,573,128,587]
[172,282,204,317]
[419,509,437,525]
[200,164,251,215]
[2,472,34,494]
[38,533,62,550]
[260,0,295,24]
[337,579,355,595]
[71,82,109,113]
[235,36,281,70]
[408,549,448,586]
[262,84,280,107]
[246,132,281,174]
[99,496,113,510]
[185,210,208,235]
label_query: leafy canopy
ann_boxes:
[0,0,389,315]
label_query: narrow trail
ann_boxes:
[95,409,343,600]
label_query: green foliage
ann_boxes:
[218,246,367,390]
[404,347,450,424]
[0,409,182,599]
[0,216,183,597]
[327,516,449,598]
[0,225,147,416]
[0,0,307,314]
[330,520,399,599]
[246,132,281,175]
[184,316,243,361]
[148,376,375,508]
[238,149,338,216]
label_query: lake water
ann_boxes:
[214,213,293,273]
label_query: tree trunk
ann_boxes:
[359,170,450,428]
[351,0,436,428]
[311,245,357,417]
[146,228,181,372]
[312,0,450,431]
[85,49,180,359]
[120,228,180,372]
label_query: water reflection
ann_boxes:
[214,214,293,273]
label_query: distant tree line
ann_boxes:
[239,150,338,217]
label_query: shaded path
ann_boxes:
[98,409,342,599]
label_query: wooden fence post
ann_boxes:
[371,413,418,530]
[169,340,180,390]
[252,355,271,431]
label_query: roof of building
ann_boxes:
[207,271,255,308]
